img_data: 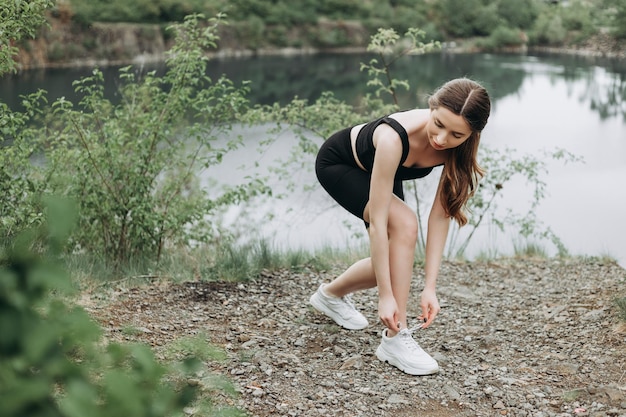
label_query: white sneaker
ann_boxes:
[375,327,439,375]
[309,284,368,330]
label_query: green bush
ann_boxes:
[158,0,224,22]
[232,16,266,49]
[604,0,626,39]
[473,3,502,37]
[47,41,67,61]
[0,91,49,243]
[316,0,370,19]
[265,25,291,47]
[561,1,595,32]
[0,201,197,417]
[227,0,272,21]
[434,0,488,37]
[310,26,351,48]
[41,14,269,267]
[382,2,431,35]
[70,0,231,23]
[488,25,525,49]
[0,0,53,74]
[1,7,196,413]
[496,0,539,29]
[530,12,567,45]
[263,1,317,25]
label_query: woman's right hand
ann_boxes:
[378,295,400,332]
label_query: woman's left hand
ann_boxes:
[419,288,440,329]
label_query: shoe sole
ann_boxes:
[309,292,368,330]
[375,345,439,376]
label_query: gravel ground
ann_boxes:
[87,258,626,417]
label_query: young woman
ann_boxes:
[310,78,491,375]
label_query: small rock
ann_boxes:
[241,339,257,349]
[340,355,363,370]
[443,385,461,401]
[387,394,409,404]
[432,352,449,364]
[602,385,625,402]
[582,308,605,321]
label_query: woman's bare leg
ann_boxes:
[325,196,417,336]
[386,198,419,336]
[324,258,377,297]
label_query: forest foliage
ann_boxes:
[61,0,626,50]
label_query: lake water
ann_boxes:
[2,52,625,266]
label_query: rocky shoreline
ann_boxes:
[86,258,626,416]
[14,13,626,71]
[15,41,626,72]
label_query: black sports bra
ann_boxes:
[355,115,437,180]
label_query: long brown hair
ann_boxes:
[428,78,491,226]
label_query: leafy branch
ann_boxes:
[361,28,440,106]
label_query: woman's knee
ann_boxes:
[388,204,418,244]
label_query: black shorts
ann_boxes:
[315,127,404,227]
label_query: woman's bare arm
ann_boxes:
[367,126,403,330]
[421,176,450,327]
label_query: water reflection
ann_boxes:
[2,52,626,122]
[586,69,626,121]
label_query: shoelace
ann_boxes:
[341,294,358,312]
[398,324,424,352]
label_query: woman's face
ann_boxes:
[427,106,472,151]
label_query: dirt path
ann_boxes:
[85,258,626,416]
